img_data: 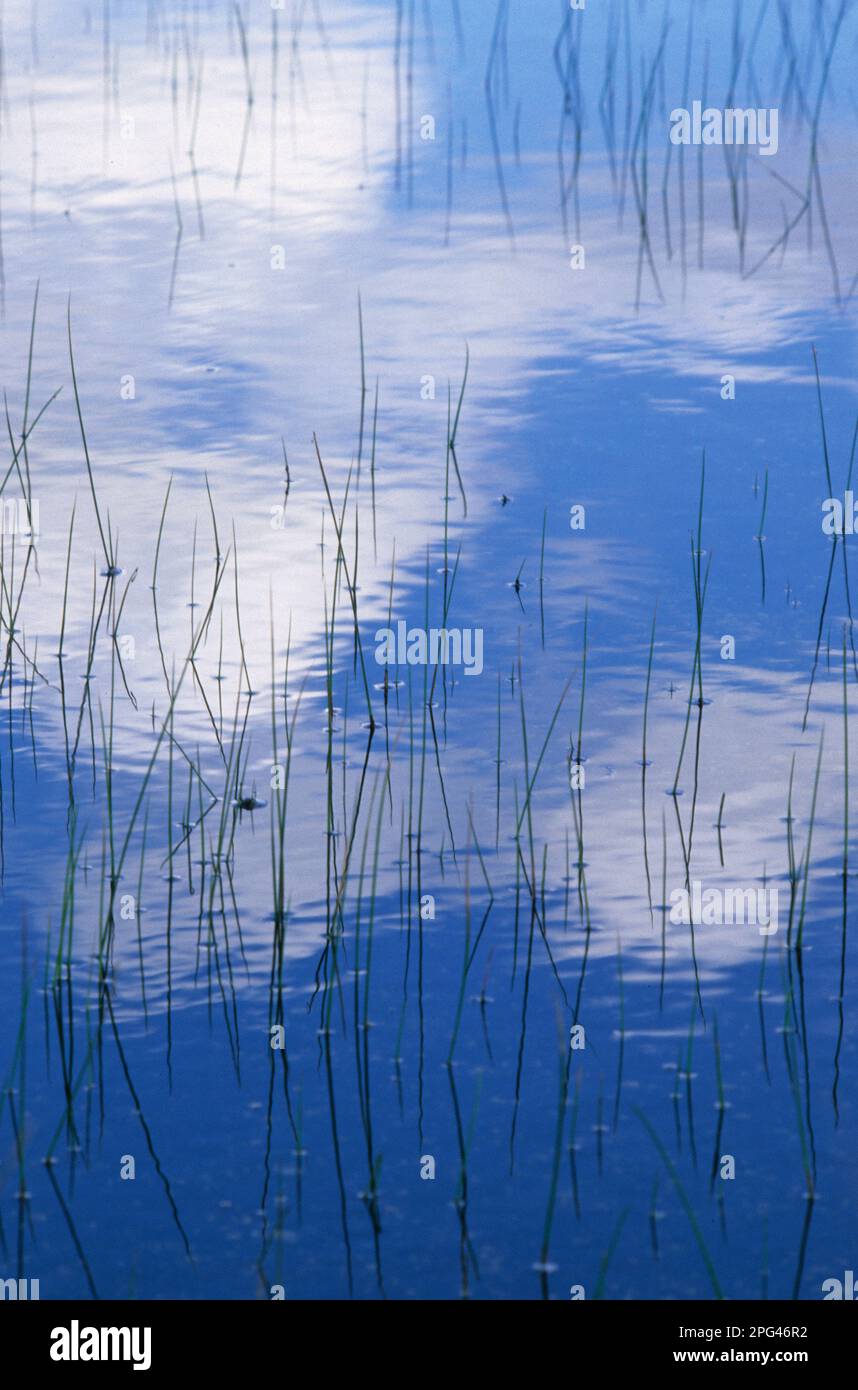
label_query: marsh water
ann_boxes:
[0,0,857,1301]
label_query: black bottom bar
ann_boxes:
[3,1298,850,1375]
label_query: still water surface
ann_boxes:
[0,0,856,1300]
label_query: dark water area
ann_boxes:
[0,0,856,1303]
